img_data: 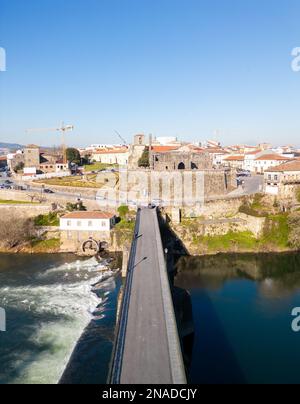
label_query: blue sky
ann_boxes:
[0,0,300,147]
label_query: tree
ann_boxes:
[66,148,81,164]
[138,147,150,168]
[66,201,87,211]
[14,162,24,173]
[118,205,129,219]
[0,215,34,249]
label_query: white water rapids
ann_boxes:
[0,256,118,384]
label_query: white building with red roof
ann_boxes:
[60,211,116,253]
[264,160,300,196]
[91,147,129,165]
[253,153,292,174]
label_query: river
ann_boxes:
[0,253,121,384]
[175,253,300,384]
[1,252,300,384]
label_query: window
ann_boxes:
[88,221,93,227]
[67,220,71,227]
[274,175,278,181]
[101,220,106,227]
[77,221,82,227]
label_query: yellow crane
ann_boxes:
[26,122,74,164]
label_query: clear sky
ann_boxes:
[0,0,300,147]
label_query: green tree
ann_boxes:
[66,148,81,164]
[118,205,129,219]
[66,201,87,211]
[138,147,150,168]
[14,162,24,173]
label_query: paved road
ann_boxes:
[228,175,264,197]
[0,176,96,201]
[119,208,186,384]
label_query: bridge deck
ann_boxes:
[111,208,186,384]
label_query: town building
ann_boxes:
[24,145,40,168]
[264,160,300,197]
[254,154,292,174]
[151,144,212,171]
[92,147,129,165]
[7,150,24,171]
[60,211,116,253]
[222,155,245,170]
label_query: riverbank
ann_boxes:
[168,194,300,256]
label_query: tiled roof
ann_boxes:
[206,148,229,154]
[94,148,128,154]
[223,155,244,161]
[266,160,300,172]
[151,146,180,152]
[255,154,291,161]
[62,211,115,219]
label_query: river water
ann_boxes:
[175,253,300,384]
[2,252,300,384]
[0,254,121,384]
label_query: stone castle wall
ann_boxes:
[152,151,212,171]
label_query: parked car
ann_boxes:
[44,189,54,194]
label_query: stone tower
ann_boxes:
[24,145,40,168]
[128,134,147,169]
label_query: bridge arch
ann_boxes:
[178,162,185,170]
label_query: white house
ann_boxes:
[60,211,116,232]
[92,148,129,165]
[60,211,116,252]
[265,160,300,196]
[254,154,292,174]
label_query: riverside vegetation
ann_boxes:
[171,193,300,255]
[0,204,136,254]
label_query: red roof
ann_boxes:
[0,156,7,161]
[151,146,180,153]
[223,155,244,161]
[255,154,291,161]
[266,160,300,172]
[62,211,115,219]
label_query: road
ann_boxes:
[119,208,186,384]
[227,175,264,197]
[0,175,96,201]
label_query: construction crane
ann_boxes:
[26,122,74,164]
[114,130,128,146]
